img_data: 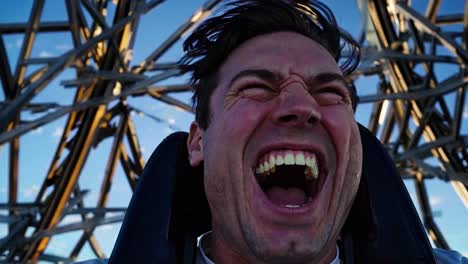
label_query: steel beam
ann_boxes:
[0,21,70,34]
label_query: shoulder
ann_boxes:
[434,248,468,264]
[74,259,108,264]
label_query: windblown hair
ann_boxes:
[179,0,360,129]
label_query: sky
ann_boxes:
[0,0,467,262]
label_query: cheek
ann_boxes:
[324,108,362,224]
[321,107,355,150]
[203,100,271,195]
[346,124,362,188]
[322,106,362,187]
[216,99,271,140]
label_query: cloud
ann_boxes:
[30,127,43,135]
[55,44,72,51]
[23,184,40,198]
[52,127,63,138]
[429,196,443,207]
[39,50,54,58]
[167,117,176,125]
[463,252,468,258]
[6,39,23,49]
[464,107,468,119]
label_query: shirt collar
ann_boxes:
[197,231,341,264]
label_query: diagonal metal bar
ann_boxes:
[68,186,106,259]
[12,0,45,90]
[80,0,127,70]
[0,36,14,98]
[0,68,180,145]
[424,0,441,23]
[395,2,468,62]
[147,90,193,112]
[119,144,138,191]
[125,116,145,174]
[359,76,468,103]
[134,0,222,73]
[71,107,129,258]
[0,21,70,34]
[0,0,162,132]
[414,173,450,249]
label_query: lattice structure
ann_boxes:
[357,0,468,249]
[0,0,466,262]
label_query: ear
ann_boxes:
[187,121,204,167]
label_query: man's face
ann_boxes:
[188,32,362,263]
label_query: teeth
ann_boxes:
[255,150,320,179]
[284,153,295,165]
[263,160,270,172]
[295,152,305,165]
[269,155,276,169]
[283,204,301,208]
[276,155,284,166]
[311,157,319,179]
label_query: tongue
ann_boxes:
[265,186,307,206]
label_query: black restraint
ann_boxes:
[108,124,437,264]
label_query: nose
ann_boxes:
[272,83,321,127]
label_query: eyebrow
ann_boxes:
[307,72,348,88]
[228,69,280,87]
[228,69,348,88]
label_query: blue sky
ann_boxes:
[0,0,467,262]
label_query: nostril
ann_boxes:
[307,115,319,124]
[279,114,298,123]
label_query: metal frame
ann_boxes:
[361,0,468,249]
[0,0,466,262]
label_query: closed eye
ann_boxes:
[318,86,346,95]
[315,86,350,105]
[239,83,274,92]
[237,82,277,100]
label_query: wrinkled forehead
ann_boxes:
[218,31,342,83]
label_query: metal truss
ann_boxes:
[358,0,468,249]
[0,0,466,262]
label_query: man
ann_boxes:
[79,0,467,263]
[183,0,360,263]
[181,0,466,263]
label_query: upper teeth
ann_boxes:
[255,150,319,179]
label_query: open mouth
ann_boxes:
[254,150,325,209]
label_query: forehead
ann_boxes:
[218,31,342,82]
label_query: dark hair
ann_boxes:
[179,0,360,129]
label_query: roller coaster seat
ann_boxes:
[107,124,437,264]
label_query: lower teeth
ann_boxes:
[282,204,302,208]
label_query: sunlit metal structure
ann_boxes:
[0,0,466,262]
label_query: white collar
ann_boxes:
[197,231,340,264]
